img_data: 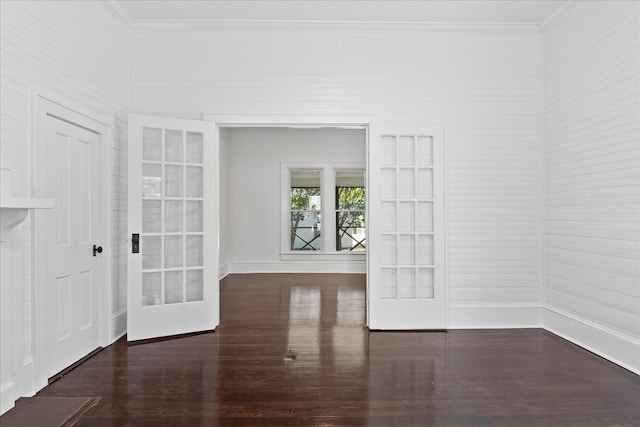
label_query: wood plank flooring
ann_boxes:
[36,273,640,426]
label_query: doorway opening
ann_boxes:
[215,121,371,326]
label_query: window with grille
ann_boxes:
[335,171,365,251]
[290,170,322,251]
[283,165,365,256]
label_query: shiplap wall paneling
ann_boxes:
[0,0,131,412]
[133,29,544,323]
[542,0,640,373]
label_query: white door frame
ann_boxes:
[204,113,377,326]
[31,91,112,392]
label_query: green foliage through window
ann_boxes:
[290,187,321,250]
[336,186,366,251]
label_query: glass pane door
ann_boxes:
[141,128,204,306]
[128,114,216,341]
[369,126,445,330]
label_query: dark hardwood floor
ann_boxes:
[34,273,639,426]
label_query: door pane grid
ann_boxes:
[140,128,206,306]
[380,134,435,300]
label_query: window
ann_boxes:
[335,171,365,251]
[290,170,322,251]
[283,165,365,257]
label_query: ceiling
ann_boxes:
[117,0,564,23]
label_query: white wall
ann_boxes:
[134,26,544,325]
[542,0,640,373]
[0,0,131,413]
[220,127,366,275]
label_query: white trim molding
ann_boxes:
[111,309,128,341]
[101,0,135,31]
[219,263,231,280]
[130,20,540,34]
[100,0,545,35]
[543,306,640,375]
[224,261,366,276]
[0,382,15,417]
[206,113,377,326]
[448,305,543,329]
[539,1,581,31]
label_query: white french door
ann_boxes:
[368,126,446,329]
[127,114,217,341]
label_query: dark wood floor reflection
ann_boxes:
[37,273,640,426]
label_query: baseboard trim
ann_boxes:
[13,357,35,403]
[543,307,640,375]
[0,381,16,415]
[219,263,230,280]
[448,305,542,329]
[222,260,366,275]
[111,310,127,342]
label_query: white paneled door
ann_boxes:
[45,115,102,377]
[369,127,445,329]
[128,114,217,341]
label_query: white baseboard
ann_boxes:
[543,307,640,375]
[112,310,127,342]
[219,262,231,280]
[0,381,15,416]
[222,260,366,276]
[13,357,35,401]
[448,305,542,329]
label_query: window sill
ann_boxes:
[280,252,366,262]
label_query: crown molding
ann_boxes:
[539,0,581,31]
[101,0,548,35]
[101,0,135,31]
[129,19,539,35]
[101,0,541,35]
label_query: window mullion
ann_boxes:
[322,167,335,253]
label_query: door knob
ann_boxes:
[93,245,103,256]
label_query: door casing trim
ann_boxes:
[203,113,377,327]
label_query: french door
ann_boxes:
[127,114,217,341]
[368,126,446,329]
